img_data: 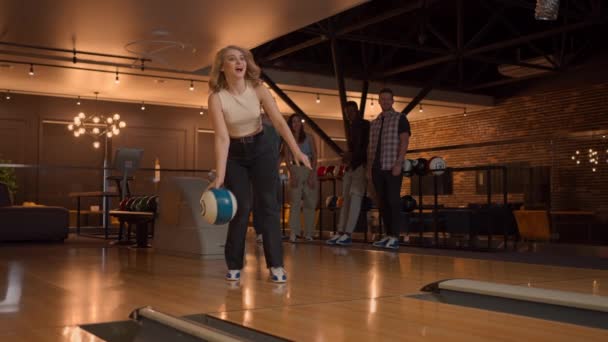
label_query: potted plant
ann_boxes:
[0,157,18,203]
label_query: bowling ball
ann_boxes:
[401,195,417,212]
[199,188,238,225]
[428,156,447,176]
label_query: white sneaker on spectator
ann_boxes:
[372,236,390,248]
[326,233,341,245]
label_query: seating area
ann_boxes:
[0,182,69,242]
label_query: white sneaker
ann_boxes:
[336,234,352,246]
[225,269,241,281]
[326,233,341,245]
[256,234,263,244]
[304,235,313,241]
[384,237,400,250]
[269,267,287,283]
[372,236,390,248]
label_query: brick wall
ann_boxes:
[314,78,608,224]
[407,81,608,219]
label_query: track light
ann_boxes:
[141,102,146,111]
[419,104,423,113]
[316,94,320,104]
[29,64,34,76]
[76,96,81,105]
[463,107,467,117]
[199,107,204,115]
[535,0,560,21]
[189,80,194,91]
[5,90,10,100]
[115,70,120,84]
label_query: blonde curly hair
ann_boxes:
[208,45,261,93]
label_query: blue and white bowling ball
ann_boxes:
[200,188,237,225]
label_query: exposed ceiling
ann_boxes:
[253,0,608,96]
[1,0,605,123]
[0,0,379,115]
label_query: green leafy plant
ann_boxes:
[0,157,18,201]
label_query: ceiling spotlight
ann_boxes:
[419,104,423,113]
[199,107,204,115]
[189,80,195,91]
[76,96,81,105]
[535,0,560,21]
[141,102,146,111]
[316,94,320,104]
[29,64,34,76]
[370,97,374,107]
[115,70,120,84]
[5,90,10,100]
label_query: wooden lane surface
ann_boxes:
[0,235,607,341]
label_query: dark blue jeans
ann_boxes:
[224,126,283,269]
[253,124,281,235]
[372,168,403,237]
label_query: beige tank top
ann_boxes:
[217,83,262,137]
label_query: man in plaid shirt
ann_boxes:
[367,88,411,249]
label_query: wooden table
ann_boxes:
[68,191,120,238]
[109,210,155,248]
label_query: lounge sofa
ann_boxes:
[0,182,69,242]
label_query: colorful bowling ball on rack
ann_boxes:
[337,164,348,177]
[125,197,138,211]
[317,166,327,177]
[401,195,417,212]
[199,188,238,225]
[403,159,414,177]
[135,196,149,211]
[428,156,447,176]
[325,195,338,209]
[414,158,428,176]
[146,196,159,212]
[119,197,130,210]
[336,196,344,208]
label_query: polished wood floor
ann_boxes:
[1,233,607,341]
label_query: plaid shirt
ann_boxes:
[367,110,403,171]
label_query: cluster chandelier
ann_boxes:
[571,135,607,172]
[66,92,127,149]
